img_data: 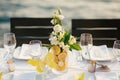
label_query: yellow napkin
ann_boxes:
[0,72,2,80]
[28,52,57,73]
[74,72,85,80]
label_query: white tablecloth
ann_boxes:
[1,47,120,80]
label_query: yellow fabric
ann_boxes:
[74,72,85,80]
[0,72,2,80]
[28,52,57,73]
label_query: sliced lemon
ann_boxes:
[51,45,61,55]
[58,51,67,61]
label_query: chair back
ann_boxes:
[72,19,120,47]
[10,18,52,46]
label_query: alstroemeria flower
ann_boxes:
[58,31,65,40]
[69,36,77,45]
[63,45,69,52]
[51,31,57,36]
[51,19,57,25]
[57,15,64,20]
[49,36,59,45]
[53,24,62,33]
[59,42,64,48]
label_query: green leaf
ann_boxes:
[70,43,81,50]
[76,36,80,41]
[64,31,70,45]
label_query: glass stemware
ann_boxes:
[4,33,16,60]
[113,40,120,61]
[29,40,42,59]
[80,33,93,60]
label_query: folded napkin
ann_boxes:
[13,44,48,60]
[91,45,112,60]
[83,45,112,61]
[12,71,36,80]
[19,44,31,59]
[95,72,117,80]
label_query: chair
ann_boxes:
[72,19,120,47]
[10,18,52,46]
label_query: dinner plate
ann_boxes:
[13,47,48,60]
[95,72,117,80]
[82,46,115,61]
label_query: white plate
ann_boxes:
[82,45,114,61]
[95,72,117,80]
[13,47,48,60]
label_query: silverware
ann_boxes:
[96,62,111,72]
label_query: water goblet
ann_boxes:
[29,40,42,59]
[113,40,120,61]
[80,33,93,60]
[4,33,16,60]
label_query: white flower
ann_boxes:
[59,31,65,37]
[69,36,76,45]
[57,15,64,20]
[53,24,62,33]
[63,45,69,52]
[49,36,59,45]
[51,19,54,25]
[51,31,56,36]
[59,42,64,47]
[58,31,65,40]
[51,19,57,25]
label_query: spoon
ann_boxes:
[96,62,111,72]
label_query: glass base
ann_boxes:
[52,68,68,75]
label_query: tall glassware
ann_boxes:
[4,33,16,59]
[113,40,120,61]
[4,33,16,61]
[29,40,42,59]
[80,33,93,59]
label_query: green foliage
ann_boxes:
[64,31,70,45]
[70,43,81,50]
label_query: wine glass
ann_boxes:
[4,33,16,60]
[29,40,42,59]
[80,33,93,60]
[113,40,120,61]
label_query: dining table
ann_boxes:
[1,45,120,80]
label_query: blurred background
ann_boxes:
[0,0,120,46]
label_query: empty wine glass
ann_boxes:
[29,40,42,59]
[4,33,16,60]
[80,33,93,60]
[113,40,120,61]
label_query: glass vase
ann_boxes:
[51,46,68,73]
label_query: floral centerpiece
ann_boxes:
[28,9,81,73]
[49,9,81,71]
[49,9,81,52]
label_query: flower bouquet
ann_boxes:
[49,9,81,71]
[28,9,81,74]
